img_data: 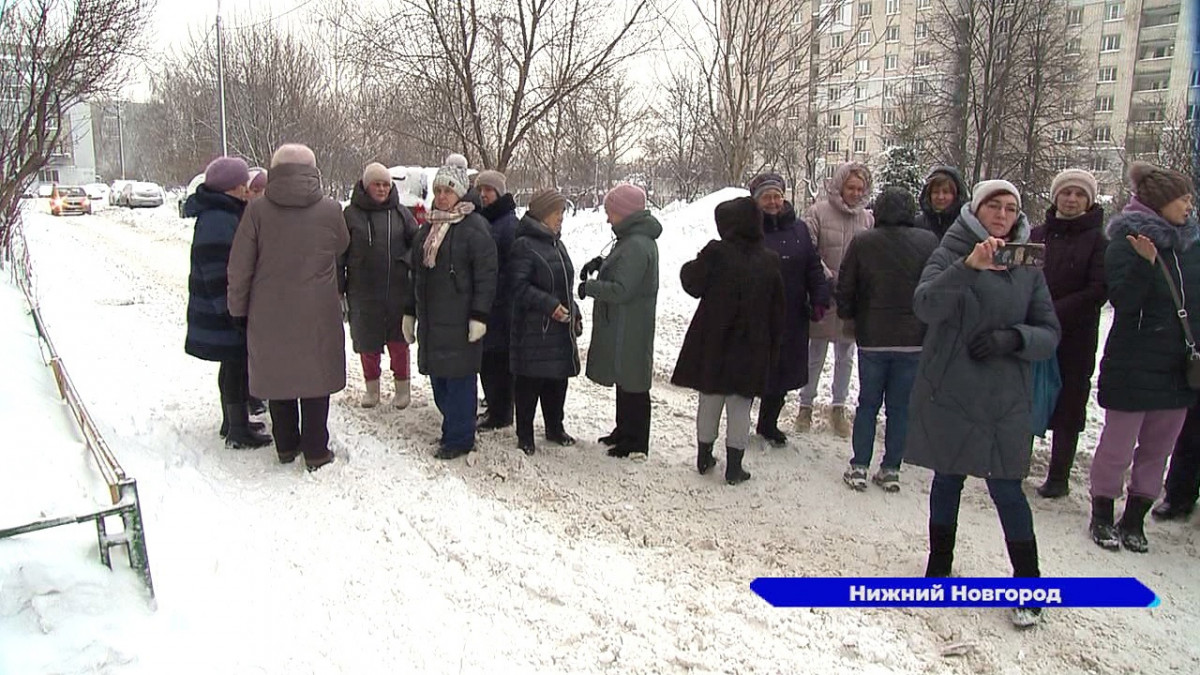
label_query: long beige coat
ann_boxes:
[228,163,351,400]
[804,162,874,341]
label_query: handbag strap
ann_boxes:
[1156,254,1197,351]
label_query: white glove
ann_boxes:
[402,315,417,344]
[468,320,487,343]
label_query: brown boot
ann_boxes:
[830,406,851,438]
[793,405,813,432]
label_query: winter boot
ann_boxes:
[1037,431,1077,498]
[1006,538,1043,629]
[223,404,273,449]
[517,437,536,456]
[219,406,266,438]
[598,428,623,446]
[872,467,901,493]
[924,522,956,577]
[361,379,381,408]
[757,397,787,447]
[1089,496,1121,551]
[1151,500,1195,521]
[248,397,266,416]
[546,430,576,446]
[392,377,411,409]
[305,450,336,473]
[696,441,717,475]
[725,446,751,485]
[793,405,813,432]
[829,406,851,438]
[843,465,868,491]
[1117,496,1154,553]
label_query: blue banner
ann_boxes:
[751,577,1159,609]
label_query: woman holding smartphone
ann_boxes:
[906,180,1061,629]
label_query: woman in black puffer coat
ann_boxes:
[508,188,582,455]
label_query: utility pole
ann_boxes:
[116,101,126,180]
[216,0,229,156]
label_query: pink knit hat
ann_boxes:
[204,156,250,192]
[247,167,267,191]
[603,183,646,223]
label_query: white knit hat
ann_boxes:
[970,179,1021,213]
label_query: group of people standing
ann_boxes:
[183,143,1200,628]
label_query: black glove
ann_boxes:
[578,281,588,300]
[231,315,248,333]
[580,256,604,281]
[968,329,1022,361]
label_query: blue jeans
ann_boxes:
[850,350,920,469]
[431,376,478,451]
[930,473,1035,541]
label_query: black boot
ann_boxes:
[224,404,273,449]
[1151,500,1195,521]
[1089,496,1121,551]
[248,396,266,416]
[696,441,716,475]
[924,522,956,577]
[598,428,623,446]
[219,405,266,438]
[1117,496,1154,553]
[725,446,751,485]
[1037,431,1077,498]
[756,396,787,448]
[1006,538,1043,628]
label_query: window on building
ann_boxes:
[1062,100,1075,115]
[859,2,872,17]
[831,33,844,49]
[828,138,841,153]
[996,19,1008,34]
[1095,126,1112,143]
[854,138,868,153]
[1101,35,1121,52]
[37,169,60,184]
[1096,95,1114,112]
[886,25,900,42]
[825,164,837,178]
[828,112,841,127]
[1192,70,1200,87]
[1091,156,1108,173]
[1054,128,1075,143]
[831,58,843,73]
[915,52,933,67]
[856,84,868,100]
[859,30,871,46]
[996,47,1007,63]
[1105,3,1122,21]
[858,59,870,73]
[884,82,900,98]
[886,0,900,14]
[1052,156,1072,171]
[1189,104,1199,120]
[1098,66,1117,82]
[885,54,898,70]
[915,22,928,39]
[1140,44,1174,60]
[883,109,898,125]
[854,110,867,126]
[828,85,842,100]
[916,79,933,95]
[917,0,930,8]
[1067,8,1083,26]
[1066,38,1081,56]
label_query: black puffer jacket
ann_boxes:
[508,215,581,380]
[836,207,939,348]
[340,182,419,353]
[407,211,499,378]
[914,166,970,242]
[1098,199,1200,412]
[184,185,246,362]
[480,193,519,352]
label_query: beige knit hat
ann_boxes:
[1050,169,1098,207]
[362,162,392,185]
[527,188,567,221]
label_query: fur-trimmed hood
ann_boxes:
[1106,199,1200,252]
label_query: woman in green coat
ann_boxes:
[578,183,662,458]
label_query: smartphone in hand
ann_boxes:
[993,243,1046,268]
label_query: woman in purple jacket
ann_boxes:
[1028,169,1108,498]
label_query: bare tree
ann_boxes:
[1,0,152,251]
[591,72,650,187]
[641,66,712,203]
[329,0,652,171]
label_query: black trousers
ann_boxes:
[217,357,248,406]
[514,376,568,442]
[757,394,786,432]
[269,396,330,461]
[615,386,651,453]
[480,350,513,422]
[1164,405,1200,509]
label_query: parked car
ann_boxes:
[123,181,165,208]
[110,179,135,206]
[37,184,55,198]
[50,186,92,216]
[83,183,111,203]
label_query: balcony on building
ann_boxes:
[1135,40,1176,74]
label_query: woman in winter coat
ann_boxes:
[228,144,350,472]
[184,156,272,450]
[672,197,785,484]
[1088,162,1200,553]
[1028,169,1108,498]
[747,173,831,447]
[508,188,582,456]
[403,162,499,460]
[907,180,1060,629]
[914,167,969,242]
[476,170,519,430]
[341,162,419,410]
[578,183,661,459]
[798,163,874,438]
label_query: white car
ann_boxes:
[83,183,111,203]
[123,181,165,208]
[110,180,135,206]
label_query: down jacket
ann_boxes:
[804,162,874,341]
[904,204,1061,480]
[508,215,581,380]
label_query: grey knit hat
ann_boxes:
[432,164,469,199]
[475,170,507,196]
[527,188,567,221]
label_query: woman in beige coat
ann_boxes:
[797,163,874,437]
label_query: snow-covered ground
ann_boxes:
[1,198,1198,674]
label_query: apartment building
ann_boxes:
[808,0,1196,191]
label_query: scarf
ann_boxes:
[423,201,475,268]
